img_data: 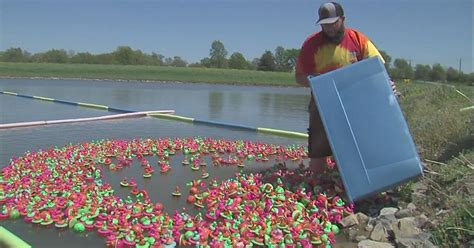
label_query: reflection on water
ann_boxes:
[208,91,223,119]
[0,78,312,247]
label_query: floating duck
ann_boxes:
[128,178,138,187]
[160,162,171,173]
[54,218,68,228]
[201,169,209,179]
[172,187,182,197]
[191,164,200,171]
[120,178,129,187]
[182,158,190,166]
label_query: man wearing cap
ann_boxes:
[295,2,387,174]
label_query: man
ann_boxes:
[295,2,391,173]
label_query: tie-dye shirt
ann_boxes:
[296,28,384,75]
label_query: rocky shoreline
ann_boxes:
[340,203,436,247]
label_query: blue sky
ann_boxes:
[1,0,473,72]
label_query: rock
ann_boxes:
[368,217,377,226]
[379,213,398,224]
[369,222,389,242]
[356,212,369,225]
[341,214,359,228]
[406,202,417,211]
[347,228,359,241]
[355,235,367,242]
[395,208,413,218]
[365,223,374,232]
[396,234,436,248]
[392,217,421,239]
[380,207,398,216]
[414,214,429,228]
[357,240,395,248]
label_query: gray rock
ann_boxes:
[347,228,359,241]
[414,214,429,228]
[365,223,374,232]
[368,217,377,226]
[392,217,421,239]
[407,202,417,211]
[379,213,398,224]
[380,207,399,216]
[355,235,368,242]
[357,240,395,248]
[370,222,389,242]
[341,214,359,228]
[356,212,369,225]
[395,208,413,218]
[396,236,436,248]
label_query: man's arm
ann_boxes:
[295,72,310,87]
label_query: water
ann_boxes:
[0,78,319,247]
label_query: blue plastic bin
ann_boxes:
[309,56,423,202]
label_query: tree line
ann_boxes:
[1,40,472,85]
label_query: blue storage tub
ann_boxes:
[309,56,423,202]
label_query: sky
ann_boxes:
[1,0,473,73]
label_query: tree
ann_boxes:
[250,58,260,70]
[430,63,446,82]
[1,47,29,62]
[414,64,431,81]
[285,49,300,71]
[228,52,249,70]
[171,56,187,67]
[200,57,211,68]
[274,46,291,72]
[150,52,165,66]
[70,52,95,64]
[379,50,392,71]
[446,67,459,82]
[209,40,228,68]
[114,46,134,65]
[42,49,68,63]
[164,57,173,66]
[392,58,413,79]
[257,51,276,71]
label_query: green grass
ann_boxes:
[0,62,294,86]
[395,81,473,247]
[420,151,474,247]
[397,81,473,160]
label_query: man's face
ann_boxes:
[321,17,344,38]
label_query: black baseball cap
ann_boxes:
[316,2,344,24]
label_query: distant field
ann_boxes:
[0,62,295,86]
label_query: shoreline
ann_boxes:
[0,76,302,89]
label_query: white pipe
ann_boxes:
[0,110,175,129]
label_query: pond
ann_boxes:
[0,78,317,247]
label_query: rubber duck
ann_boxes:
[201,169,209,179]
[171,186,182,197]
[120,178,129,187]
[160,162,171,173]
[128,178,138,187]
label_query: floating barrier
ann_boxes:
[0,226,32,248]
[0,110,175,129]
[1,90,308,139]
[0,91,135,113]
[0,137,352,247]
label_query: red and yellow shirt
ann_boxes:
[296,28,384,75]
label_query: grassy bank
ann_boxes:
[0,62,294,86]
[396,82,473,246]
